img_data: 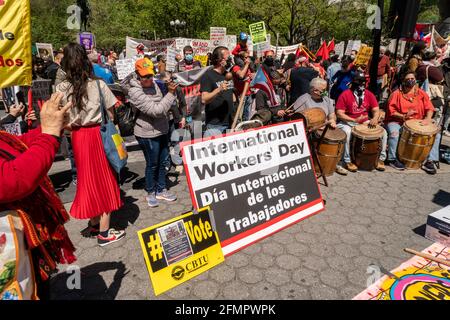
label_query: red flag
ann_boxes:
[316,41,330,61]
[295,45,309,59]
[328,39,335,52]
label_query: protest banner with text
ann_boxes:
[0,0,32,88]
[182,120,325,256]
[210,27,227,47]
[249,21,267,45]
[138,207,224,296]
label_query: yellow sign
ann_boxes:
[194,55,208,67]
[0,0,32,88]
[137,207,224,296]
[354,46,373,66]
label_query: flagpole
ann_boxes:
[231,81,251,130]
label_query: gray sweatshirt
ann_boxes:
[128,78,176,138]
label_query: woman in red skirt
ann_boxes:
[56,43,125,246]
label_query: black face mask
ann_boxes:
[225,57,234,71]
[264,57,274,66]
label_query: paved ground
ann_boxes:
[48,139,450,300]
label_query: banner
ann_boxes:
[271,44,300,59]
[126,36,176,59]
[0,0,32,88]
[138,207,224,296]
[354,46,373,66]
[182,120,325,256]
[210,27,227,47]
[175,67,211,117]
[354,243,450,300]
[254,40,271,58]
[249,21,267,45]
[78,32,95,51]
[194,55,208,67]
[36,43,54,61]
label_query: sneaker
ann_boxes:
[422,160,437,175]
[335,165,348,176]
[156,189,177,202]
[72,177,77,186]
[389,160,406,171]
[375,160,386,171]
[345,162,358,172]
[80,222,99,237]
[443,130,450,137]
[146,193,159,207]
[97,228,126,247]
[434,161,440,170]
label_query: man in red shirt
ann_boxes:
[231,32,249,56]
[232,49,253,121]
[335,72,387,174]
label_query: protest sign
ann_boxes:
[19,79,53,120]
[344,40,354,56]
[210,27,227,47]
[194,55,208,67]
[254,40,271,57]
[354,46,373,66]
[334,41,345,58]
[249,21,267,44]
[78,32,95,51]
[0,0,32,88]
[116,59,135,80]
[352,40,362,52]
[36,43,54,62]
[166,47,178,72]
[182,120,325,256]
[190,39,211,56]
[354,242,450,300]
[138,207,224,296]
[226,35,237,52]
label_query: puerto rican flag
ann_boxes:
[250,67,279,107]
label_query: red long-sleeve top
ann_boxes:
[0,128,60,203]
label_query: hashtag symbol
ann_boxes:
[147,234,163,262]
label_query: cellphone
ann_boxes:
[16,91,26,105]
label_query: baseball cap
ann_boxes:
[239,32,248,41]
[135,58,155,77]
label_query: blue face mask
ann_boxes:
[185,54,193,62]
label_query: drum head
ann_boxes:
[317,127,347,141]
[301,108,326,128]
[404,119,440,135]
[235,120,263,131]
[352,124,384,140]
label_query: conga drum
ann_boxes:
[351,124,384,171]
[234,120,264,132]
[301,108,326,130]
[313,128,347,176]
[397,120,440,169]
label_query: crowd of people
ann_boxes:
[1,31,450,299]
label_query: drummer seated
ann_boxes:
[292,77,337,129]
[335,72,388,174]
[386,71,440,174]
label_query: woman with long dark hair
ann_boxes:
[56,43,125,246]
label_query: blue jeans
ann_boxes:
[242,96,253,122]
[136,135,170,194]
[387,122,441,162]
[337,121,388,164]
[169,121,183,166]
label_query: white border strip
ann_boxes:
[222,202,324,256]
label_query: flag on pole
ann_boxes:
[250,67,279,107]
[328,38,335,52]
[316,41,330,60]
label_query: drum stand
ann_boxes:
[308,126,330,188]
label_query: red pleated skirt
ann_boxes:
[70,125,123,219]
